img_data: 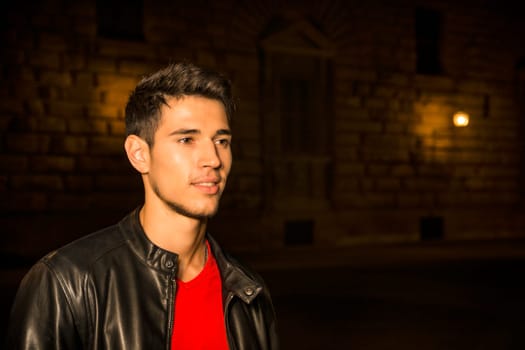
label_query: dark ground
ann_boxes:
[2,238,525,349]
[251,239,525,350]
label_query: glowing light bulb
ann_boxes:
[453,111,469,127]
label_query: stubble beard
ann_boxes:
[151,182,221,220]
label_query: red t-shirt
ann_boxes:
[171,242,229,349]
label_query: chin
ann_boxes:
[168,202,220,220]
[191,210,219,220]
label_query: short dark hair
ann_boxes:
[125,61,235,145]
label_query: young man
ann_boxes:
[7,62,279,349]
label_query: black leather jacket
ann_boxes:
[6,208,279,349]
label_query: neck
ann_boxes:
[139,204,208,282]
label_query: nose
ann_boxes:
[198,141,221,169]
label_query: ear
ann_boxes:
[124,135,150,174]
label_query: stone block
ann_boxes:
[48,100,86,118]
[10,174,64,191]
[38,117,67,132]
[65,175,94,191]
[87,103,122,119]
[97,39,156,59]
[51,135,88,154]
[109,121,126,135]
[62,54,87,70]
[88,57,118,74]
[0,192,48,211]
[90,136,125,155]
[95,175,140,191]
[31,155,75,172]
[68,118,108,135]
[28,50,61,69]
[77,156,130,173]
[0,155,28,172]
[118,60,157,76]
[38,32,67,51]
[6,133,51,153]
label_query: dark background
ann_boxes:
[2,0,525,348]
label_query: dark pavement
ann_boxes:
[269,261,525,350]
[2,238,525,349]
[251,239,525,350]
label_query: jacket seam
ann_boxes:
[41,260,83,344]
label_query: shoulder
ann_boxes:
[40,222,127,275]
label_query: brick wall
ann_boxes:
[1,0,525,258]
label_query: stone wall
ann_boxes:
[1,0,525,259]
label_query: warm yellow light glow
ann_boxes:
[453,111,469,127]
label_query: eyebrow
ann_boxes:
[169,128,199,136]
[216,129,232,136]
[169,128,232,137]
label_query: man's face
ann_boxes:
[146,95,232,219]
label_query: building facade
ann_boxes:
[1,0,525,258]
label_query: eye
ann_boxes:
[215,138,231,147]
[178,137,193,144]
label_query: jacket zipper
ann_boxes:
[167,271,177,350]
[224,291,236,350]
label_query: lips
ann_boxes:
[196,182,217,187]
[192,177,221,195]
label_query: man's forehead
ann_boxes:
[157,96,230,132]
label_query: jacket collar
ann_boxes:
[208,235,263,304]
[118,208,262,304]
[118,207,179,274]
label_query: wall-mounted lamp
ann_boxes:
[452,110,469,127]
